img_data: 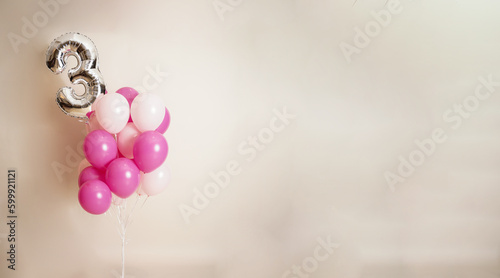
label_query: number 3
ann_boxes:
[46,32,106,119]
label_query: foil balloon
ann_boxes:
[46,32,106,119]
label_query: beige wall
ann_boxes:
[1,0,500,277]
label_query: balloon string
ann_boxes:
[140,195,149,209]
[121,237,125,278]
[119,203,125,278]
[104,194,148,278]
[112,194,145,278]
[124,195,141,229]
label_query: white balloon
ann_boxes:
[130,93,165,132]
[96,93,130,134]
[117,122,140,159]
[141,162,170,196]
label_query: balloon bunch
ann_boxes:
[47,33,171,278]
[46,32,171,216]
[78,87,171,215]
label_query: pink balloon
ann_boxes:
[133,131,168,173]
[78,159,91,173]
[87,111,104,133]
[84,130,118,169]
[117,122,141,159]
[130,93,165,132]
[141,162,170,196]
[155,107,170,134]
[91,94,104,111]
[78,166,105,187]
[96,92,130,134]
[116,87,139,122]
[106,158,141,198]
[78,180,112,215]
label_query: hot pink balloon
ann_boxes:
[84,130,118,169]
[155,107,170,134]
[141,162,170,196]
[78,166,105,187]
[133,131,168,173]
[106,158,141,198]
[78,180,112,215]
[116,87,139,122]
[117,122,141,159]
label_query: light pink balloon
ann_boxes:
[96,93,130,134]
[117,122,141,159]
[130,93,165,132]
[141,162,170,196]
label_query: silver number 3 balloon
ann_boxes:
[46,32,106,119]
